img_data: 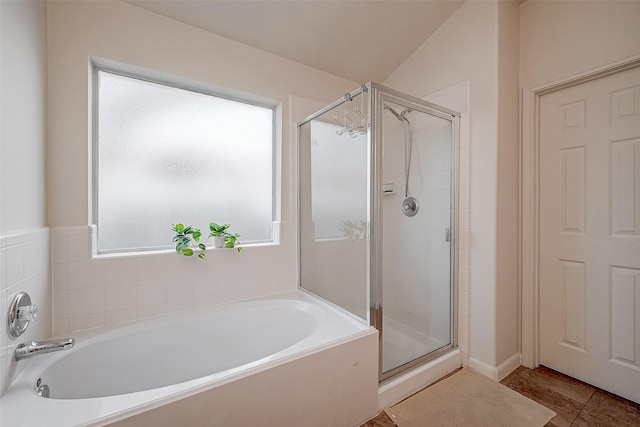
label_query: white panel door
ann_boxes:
[540,66,640,403]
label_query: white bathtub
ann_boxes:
[1,290,378,426]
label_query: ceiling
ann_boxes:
[125,1,465,83]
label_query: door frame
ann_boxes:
[520,55,640,368]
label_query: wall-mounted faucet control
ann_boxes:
[7,291,38,338]
[8,291,76,361]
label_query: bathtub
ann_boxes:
[1,290,379,426]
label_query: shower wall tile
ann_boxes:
[136,280,166,306]
[105,308,137,326]
[459,311,469,334]
[457,232,469,251]
[105,284,137,312]
[459,189,469,209]
[460,147,469,169]
[0,288,7,341]
[50,225,295,333]
[105,257,137,286]
[68,228,91,263]
[0,245,6,291]
[166,298,194,314]
[5,244,24,288]
[52,263,69,292]
[53,290,69,319]
[458,270,469,292]
[0,228,51,394]
[459,331,469,354]
[68,287,105,317]
[459,290,469,313]
[137,302,166,319]
[459,209,469,231]
[23,240,39,278]
[0,289,9,395]
[457,112,471,364]
[136,255,167,282]
[459,167,469,189]
[458,249,469,272]
[166,279,193,302]
[68,260,105,289]
[53,319,68,337]
[68,313,104,332]
[0,330,6,393]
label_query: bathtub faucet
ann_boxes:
[15,338,75,361]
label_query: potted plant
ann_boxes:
[209,222,243,252]
[171,223,207,259]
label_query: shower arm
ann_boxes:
[383,104,414,198]
[402,118,413,198]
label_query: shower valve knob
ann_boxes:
[17,304,38,321]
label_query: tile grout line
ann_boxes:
[568,389,596,426]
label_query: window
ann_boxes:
[94,68,275,253]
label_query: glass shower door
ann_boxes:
[379,96,454,377]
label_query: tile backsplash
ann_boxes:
[51,225,294,337]
[0,228,51,393]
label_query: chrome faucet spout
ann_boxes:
[15,338,75,361]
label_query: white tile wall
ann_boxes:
[456,112,471,361]
[51,226,295,336]
[0,228,51,394]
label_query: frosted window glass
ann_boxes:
[96,71,273,253]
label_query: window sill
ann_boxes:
[92,241,279,260]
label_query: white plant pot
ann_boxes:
[212,236,225,248]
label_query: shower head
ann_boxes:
[384,104,412,122]
[384,104,403,121]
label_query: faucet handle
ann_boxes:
[17,304,38,321]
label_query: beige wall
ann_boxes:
[1,0,47,232]
[520,0,640,89]
[47,0,357,228]
[496,0,520,370]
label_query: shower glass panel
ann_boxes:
[378,95,453,377]
[298,89,370,321]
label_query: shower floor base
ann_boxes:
[382,315,449,373]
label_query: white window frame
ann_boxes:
[90,58,280,255]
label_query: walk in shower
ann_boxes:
[298,83,459,381]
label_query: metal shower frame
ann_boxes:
[298,82,461,382]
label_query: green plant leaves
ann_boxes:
[172,224,205,259]
[209,222,231,236]
[172,221,243,259]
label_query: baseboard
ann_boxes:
[468,357,498,380]
[497,353,521,381]
[468,353,521,381]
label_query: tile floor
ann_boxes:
[361,366,640,427]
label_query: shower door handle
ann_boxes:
[445,227,451,242]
